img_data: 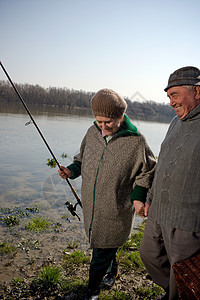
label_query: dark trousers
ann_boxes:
[139,216,200,300]
[88,247,118,294]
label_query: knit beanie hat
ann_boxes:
[91,88,127,118]
[164,66,200,92]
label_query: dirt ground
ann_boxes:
[0,203,163,299]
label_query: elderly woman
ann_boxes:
[59,88,156,300]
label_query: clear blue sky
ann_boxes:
[0,0,199,103]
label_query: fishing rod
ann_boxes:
[0,61,82,221]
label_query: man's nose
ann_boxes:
[170,98,175,107]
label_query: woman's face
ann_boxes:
[96,116,123,136]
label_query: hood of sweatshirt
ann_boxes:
[94,114,139,137]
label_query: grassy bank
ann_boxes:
[0,206,164,299]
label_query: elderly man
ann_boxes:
[140,66,200,300]
[59,88,156,300]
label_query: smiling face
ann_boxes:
[96,116,123,136]
[167,86,200,119]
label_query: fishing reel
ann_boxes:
[65,201,81,221]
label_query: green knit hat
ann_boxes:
[91,88,127,118]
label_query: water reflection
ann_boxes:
[1,100,93,118]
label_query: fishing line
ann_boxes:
[0,61,82,220]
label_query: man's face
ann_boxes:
[167,86,199,119]
[96,116,123,136]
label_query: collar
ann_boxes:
[181,104,200,122]
[94,114,139,137]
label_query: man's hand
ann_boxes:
[144,203,150,217]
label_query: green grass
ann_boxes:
[61,278,88,298]
[119,250,145,271]
[136,284,164,299]
[0,242,17,255]
[4,215,20,226]
[0,214,165,299]
[99,290,130,299]
[12,277,24,285]
[117,221,146,272]
[32,265,88,298]
[122,231,144,251]
[62,250,90,268]
[33,266,63,290]
[66,240,79,249]
[1,206,39,227]
[25,216,52,232]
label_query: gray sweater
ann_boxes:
[148,104,200,232]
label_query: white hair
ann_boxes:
[182,85,194,90]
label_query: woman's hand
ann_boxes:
[58,166,72,179]
[133,200,150,218]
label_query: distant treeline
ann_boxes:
[0,81,175,123]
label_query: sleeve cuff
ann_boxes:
[130,185,148,204]
[67,161,81,179]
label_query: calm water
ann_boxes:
[0,103,170,229]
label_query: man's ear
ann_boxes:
[194,86,200,100]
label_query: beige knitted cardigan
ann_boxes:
[69,116,156,248]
